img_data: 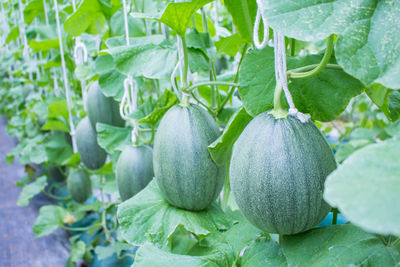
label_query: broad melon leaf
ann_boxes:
[94,242,132,260]
[45,134,74,165]
[29,39,59,52]
[109,42,177,79]
[33,205,69,238]
[261,0,400,89]
[223,0,257,43]
[281,224,400,266]
[208,107,253,165]
[241,237,287,267]
[134,243,233,267]
[117,180,231,247]
[131,0,213,37]
[64,0,107,37]
[17,176,47,207]
[138,90,178,124]
[324,139,400,236]
[366,85,400,122]
[239,46,364,121]
[96,123,131,154]
[215,34,246,57]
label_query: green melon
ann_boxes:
[48,165,67,183]
[153,104,225,211]
[75,117,107,170]
[230,112,337,235]
[67,169,92,203]
[86,82,125,129]
[116,145,154,201]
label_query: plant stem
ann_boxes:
[60,224,98,232]
[289,34,335,79]
[290,63,341,74]
[190,92,214,114]
[180,36,190,106]
[290,38,296,56]
[41,189,70,201]
[183,81,239,93]
[217,43,248,114]
[332,208,338,225]
[221,164,231,211]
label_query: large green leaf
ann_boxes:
[261,0,400,89]
[117,180,231,247]
[110,9,145,37]
[132,0,213,37]
[208,108,252,165]
[33,205,69,238]
[224,0,257,43]
[366,85,400,121]
[96,123,131,154]
[241,237,286,267]
[239,46,364,121]
[64,0,107,36]
[324,139,400,236]
[138,89,178,124]
[45,134,74,165]
[134,242,233,267]
[281,224,400,266]
[109,42,177,79]
[17,176,47,207]
[23,0,44,24]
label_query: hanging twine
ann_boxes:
[54,0,78,151]
[120,75,139,143]
[253,0,269,50]
[273,31,310,123]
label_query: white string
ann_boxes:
[72,0,77,12]
[170,61,182,101]
[54,0,77,151]
[42,0,49,25]
[18,0,29,58]
[273,31,309,123]
[73,39,88,108]
[120,75,139,143]
[122,0,130,46]
[253,0,269,50]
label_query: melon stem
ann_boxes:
[271,82,287,118]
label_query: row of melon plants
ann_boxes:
[0,0,399,266]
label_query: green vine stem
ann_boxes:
[290,63,341,74]
[60,224,99,232]
[183,81,239,94]
[288,34,334,79]
[332,208,338,225]
[41,189,70,201]
[217,43,249,115]
[180,36,190,106]
[190,92,214,114]
[270,82,287,118]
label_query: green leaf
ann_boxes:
[64,0,107,36]
[133,0,213,37]
[110,9,145,37]
[261,0,400,89]
[33,205,69,238]
[241,237,286,267]
[324,139,400,236]
[41,120,69,132]
[29,39,59,52]
[281,224,400,266]
[17,176,47,207]
[23,0,44,24]
[215,34,245,57]
[134,242,233,267]
[109,42,177,79]
[117,180,231,247]
[45,134,74,165]
[68,239,86,263]
[208,108,252,165]
[94,242,132,260]
[366,85,400,121]
[224,0,257,43]
[98,70,126,101]
[138,90,178,124]
[96,123,131,154]
[239,47,364,121]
